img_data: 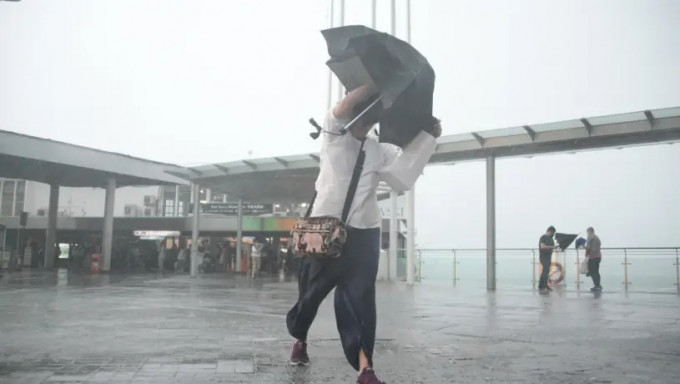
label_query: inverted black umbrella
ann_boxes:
[555,233,578,250]
[321,25,435,148]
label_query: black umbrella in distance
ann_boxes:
[555,233,578,250]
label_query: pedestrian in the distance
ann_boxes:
[538,226,560,292]
[585,227,602,291]
[250,241,263,279]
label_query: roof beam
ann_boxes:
[213,164,230,175]
[644,110,655,130]
[471,132,485,147]
[273,157,288,167]
[580,118,593,136]
[309,154,320,163]
[242,160,257,170]
[523,125,536,142]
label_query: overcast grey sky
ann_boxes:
[1,0,679,247]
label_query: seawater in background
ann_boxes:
[410,249,679,294]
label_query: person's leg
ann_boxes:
[539,255,550,289]
[252,257,261,278]
[333,228,381,372]
[592,258,601,288]
[286,256,342,343]
[588,258,597,287]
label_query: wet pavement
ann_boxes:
[0,270,678,384]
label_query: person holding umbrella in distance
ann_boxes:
[287,26,441,384]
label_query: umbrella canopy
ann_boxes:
[555,233,578,250]
[321,25,435,148]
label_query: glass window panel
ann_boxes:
[587,112,645,125]
[650,107,680,119]
[530,119,583,133]
[14,181,25,216]
[1,180,15,217]
[437,133,475,144]
[477,126,528,138]
[248,158,277,165]
[283,154,315,162]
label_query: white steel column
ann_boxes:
[12,180,18,216]
[174,185,180,217]
[44,183,59,270]
[406,0,412,42]
[102,178,116,272]
[391,0,396,35]
[236,199,243,273]
[486,156,497,290]
[389,190,398,281]
[406,186,416,285]
[190,183,200,277]
[327,0,335,110]
[404,0,418,285]
[336,0,345,102]
[371,0,377,28]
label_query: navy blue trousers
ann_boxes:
[286,227,381,371]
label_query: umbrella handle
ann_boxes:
[308,118,345,140]
[341,96,383,135]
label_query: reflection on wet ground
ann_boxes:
[0,270,678,383]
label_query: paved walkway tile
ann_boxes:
[0,271,678,383]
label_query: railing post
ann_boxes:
[452,249,459,286]
[675,248,679,294]
[623,249,628,288]
[562,250,567,287]
[417,250,422,283]
[531,249,536,289]
[575,247,581,290]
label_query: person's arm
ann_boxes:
[379,118,442,169]
[332,84,378,120]
[539,241,559,251]
[585,238,592,257]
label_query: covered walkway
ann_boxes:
[178,106,680,289]
[0,129,188,271]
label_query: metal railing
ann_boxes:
[406,247,680,294]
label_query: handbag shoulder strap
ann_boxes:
[304,192,316,218]
[341,138,366,223]
[304,139,367,223]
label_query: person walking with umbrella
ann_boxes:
[286,82,441,383]
[288,26,440,383]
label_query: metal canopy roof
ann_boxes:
[184,106,680,203]
[0,130,189,187]
[432,107,680,163]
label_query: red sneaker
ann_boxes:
[357,367,385,384]
[289,341,309,366]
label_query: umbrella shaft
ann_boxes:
[341,96,383,134]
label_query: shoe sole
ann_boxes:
[289,360,309,366]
